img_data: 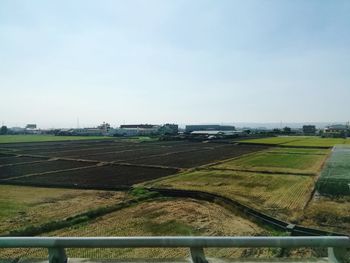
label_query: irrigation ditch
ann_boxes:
[0,182,346,238]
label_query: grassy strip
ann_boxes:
[207,167,315,176]
[236,136,350,148]
[5,188,159,237]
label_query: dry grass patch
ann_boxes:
[0,185,127,234]
[1,199,270,260]
[301,195,350,234]
[145,170,315,221]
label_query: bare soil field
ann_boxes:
[9,164,179,188]
[0,160,91,179]
[4,140,193,153]
[82,147,207,162]
[0,156,48,165]
[128,144,268,168]
[0,141,268,188]
[0,199,270,260]
[6,142,130,155]
[17,141,217,158]
[0,139,117,149]
[0,153,15,157]
[41,145,143,158]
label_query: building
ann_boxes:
[25,124,40,134]
[97,122,111,132]
[72,128,105,136]
[185,125,235,133]
[323,124,349,138]
[303,125,316,135]
[116,124,161,136]
[26,124,37,129]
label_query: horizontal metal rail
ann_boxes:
[0,236,349,263]
[1,236,349,248]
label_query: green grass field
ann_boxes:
[237,136,350,147]
[316,145,350,195]
[0,135,113,144]
[214,148,329,175]
[144,169,315,220]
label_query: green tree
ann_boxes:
[283,126,291,134]
[0,126,8,135]
[272,128,281,134]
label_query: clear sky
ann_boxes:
[1,0,350,128]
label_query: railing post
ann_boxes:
[328,247,348,263]
[190,247,208,263]
[48,247,67,263]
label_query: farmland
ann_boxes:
[237,136,350,147]
[301,195,350,234]
[0,185,127,235]
[0,198,269,260]
[9,164,179,188]
[0,140,267,188]
[213,148,329,175]
[144,169,315,221]
[0,135,113,144]
[0,160,92,180]
[316,145,350,195]
[0,137,347,261]
[0,156,48,165]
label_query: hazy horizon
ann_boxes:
[1,0,350,128]
[3,121,349,130]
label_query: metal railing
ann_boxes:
[0,236,349,263]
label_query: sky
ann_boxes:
[1,0,350,128]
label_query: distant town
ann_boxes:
[1,122,349,139]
